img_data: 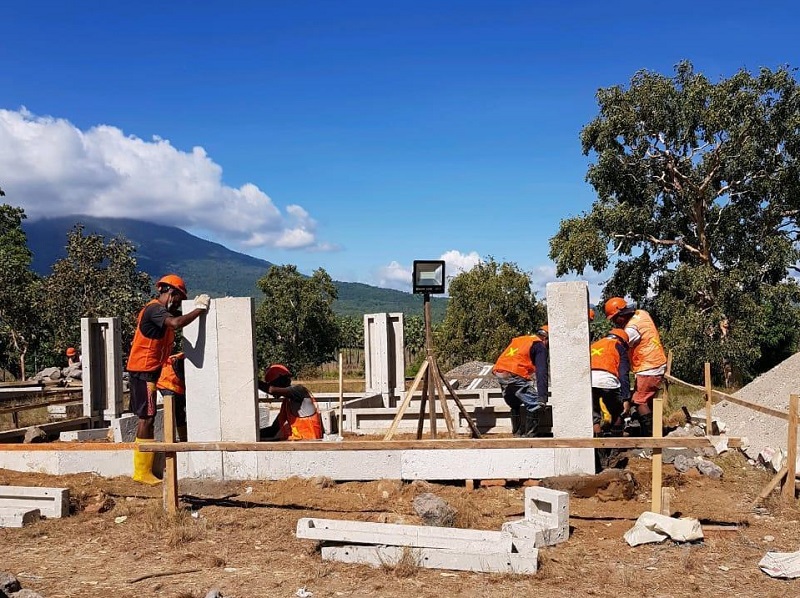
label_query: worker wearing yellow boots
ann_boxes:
[126,275,209,484]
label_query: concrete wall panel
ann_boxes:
[400,449,556,480]
[183,300,222,441]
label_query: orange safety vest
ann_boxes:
[157,353,185,394]
[590,337,622,377]
[627,310,667,373]
[493,335,544,379]
[126,299,175,372]
[277,395,323,440]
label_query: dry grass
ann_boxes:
[142,503,208,547]
[380,546,421,578]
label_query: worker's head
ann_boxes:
[156,274,188,309]
[608,328,629,345]
[264,364,292,388]
[536,324,549,342]
[66,347,77,357]
[604,297,634,325]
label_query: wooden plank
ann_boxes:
[704,362,713,433]
[337,352,344,435]
[651,397,663,514]
[383,360,428,441]
[432,357,482,439]
[0,417,93,442]
[753,467,787,506]
[0,395,83,416]
[432,365,456,438]
[138,435,742,453]
[783,394,798,501]
[415,365,429,439]
[665,374,789,421]
[162,395,179,515]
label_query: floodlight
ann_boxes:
[412,260,446,295]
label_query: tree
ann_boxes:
[549,62,800,383]
[437,258,546,368]
[0,204,41,377]
[254,265,339,374]
[336,315,364,367]
[39,225,152,358]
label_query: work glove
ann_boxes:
[194,294,211,311]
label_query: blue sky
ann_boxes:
[1,1,798,297]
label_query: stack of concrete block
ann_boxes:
[0,486,69,528]
[297,487,569,574]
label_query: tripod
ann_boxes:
[383,292,482,440]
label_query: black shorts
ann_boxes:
[129,371,159,419]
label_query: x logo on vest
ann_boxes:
[506,347,519,357]
[591,347,603,356]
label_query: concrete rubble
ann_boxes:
[624,512,703,546]
[297,486,570,574]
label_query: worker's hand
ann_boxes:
[194,294,211,311]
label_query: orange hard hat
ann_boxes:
[156,274,188,299]
[609,328,629,344]
[604,297,630,320]
[264,364,291,386]
[66,347,77,357]
[588,308,595,321]
[537,325,549,337]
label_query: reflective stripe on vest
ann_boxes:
[157,353,185,394]
[493,335,542,379]
[590,336,622,377]
[628,310,667,373]
[278,396,323,440]
[127,299,175,372]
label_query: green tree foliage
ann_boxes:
[549,62,800,383]
[404,315,425,355]
[255,265,339,374]
[437,258,546,368]
[39,225,152,359]
[0,204,41,377]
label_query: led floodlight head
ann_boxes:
[412,260,446,295]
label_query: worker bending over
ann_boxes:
[157,352,188,442]
[590,328,630,436]
[259,364,324,441]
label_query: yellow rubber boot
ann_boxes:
[132,438,162,485]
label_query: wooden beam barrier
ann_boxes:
[138,436,742,453]
[665,374,789,421]
[783,394,799,502]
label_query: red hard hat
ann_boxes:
[609,328,629,344]
[156,274,188,299]
[264,364,291,386]
[66,347,77,357]
[604,297,629,320]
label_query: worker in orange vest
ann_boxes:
[604,298,667,437]
[590,329,630,436]
[157,352,187,442]
[126,274,209,484]
[492,326,549,438]
[258,364,324,441]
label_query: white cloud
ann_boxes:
[374,250,482,292]
[529,264,608,304]
[0,107,330,251]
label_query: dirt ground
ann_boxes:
[2,451,799,598]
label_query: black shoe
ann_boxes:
[510,409,522,437]
[523,412,540,438]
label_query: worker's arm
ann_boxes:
[164,294,210,330]
[531,342,549,401]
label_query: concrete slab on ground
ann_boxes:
[0,485,69,518]
[0,507,41,528]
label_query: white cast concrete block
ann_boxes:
[258,450,402,480]
[524,486,569,545]
[59,428,111,442]
[0,451,59,475]
[321,545,538,574]
[400,449,556,480]
[0,485,69,518]
[178,451,224,479]
[57,450,132,477]
[112,412,163,443]
[502,520,546,549]
[0,507,41,528]
[183,300,222,441]
[223,452,259,480]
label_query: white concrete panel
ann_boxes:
[57,450,132,477]
[0,507,41,528]
[321,545,538,574]
[183,299,222,442]
[223,452,259,480]
[112,412,164,443]
[0,450,59,474]
[0,486,69,518]
[215,297,259,442]
[400,449,556,480]
[178,451,224,479]
[59,429,110,442]
[258,450,402,480]
[100,317,124,419]
[546,281,595,475]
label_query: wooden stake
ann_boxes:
[432,363,456,438]
[753,467,787,506]
[704,362,713,434]
[660,487,672,516]
[162,394,179,515]
[337,351,344,435]
[651,396,664,514]
[427,366,437,439]
[383,360,428,440]
[431,357,482,439]
[783,394,798,501]
[416,365,430,439]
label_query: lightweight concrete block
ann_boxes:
[0,507,41,528]
[400,449,556,480]
[47,402,84,420]
[0,486,69,518]
[59,428,110,442]
[546,281,595,475]
[81,317,124,421]
[524,486,569,545]
[56,450,132,477]
[258,450,402,480]
[321,545,538,574]
[297,517,513,553]
[111,412,164,443]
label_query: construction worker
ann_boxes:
[126,274,209,484]
[604,297,667,437]
[258,364,324,440]
[492,326,549,438]
[590,328,630,436]
[65,347,81,367]
[157,352,187,442]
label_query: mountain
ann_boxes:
[22,216,447,320]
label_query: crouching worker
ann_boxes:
[590,328,630,437]
[258,364,324,441]
[157,352,188,442]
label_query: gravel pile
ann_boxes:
[704,351,800,460]
[444,361,500,390]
